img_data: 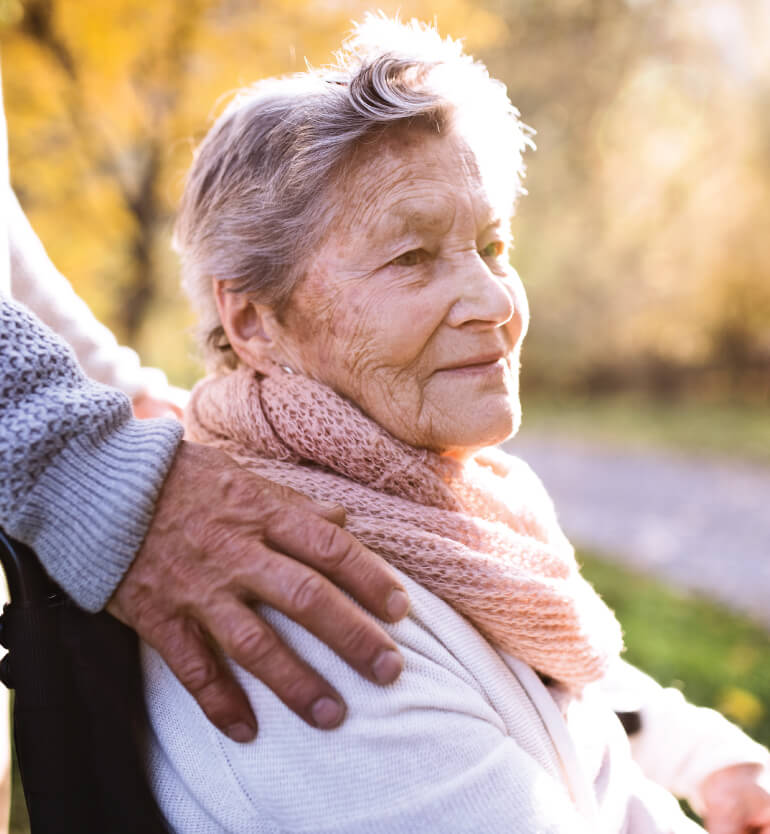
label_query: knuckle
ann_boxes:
[214,468,277,520]
[177,651,221,695]
[263,504,298,539]
[279,671,323,709]
[143,614,199,658]
[229,621,279,667]
[314,523,356,571]
[340,617,380,659]
[289,571,328,615]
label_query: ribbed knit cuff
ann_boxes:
[9,416,183,611]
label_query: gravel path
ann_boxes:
[502,434,770,628]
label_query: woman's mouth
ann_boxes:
[437,356,508,377]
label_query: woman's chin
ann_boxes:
[477,392,520,444]
[436,400,520,459]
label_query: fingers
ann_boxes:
[703,821,731,834]
[206,596,347,729]
[307,498,348,527]
[252,475,346,525]
[116,444,411,743]
[264,506,410,624]
[706,809,770,834]
[236,547,404,687]
[147,617,258,742]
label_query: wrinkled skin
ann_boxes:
[109,441,409,740]
[700,763,770,834]
[218,126,529,459]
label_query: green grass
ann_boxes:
[8,553,769,832]
[580,552,770,749]
[520,394,770,465]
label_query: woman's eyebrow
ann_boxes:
[364,216,436,247]
[379,203,455,240]
[371,198,506,240]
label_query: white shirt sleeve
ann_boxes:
[602,659,770,814]
[0,73,10,300]
[7,188,169,397]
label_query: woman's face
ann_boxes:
[249,128,527,458]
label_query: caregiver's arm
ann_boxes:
[0,298,408,740]
[7,189,185,418]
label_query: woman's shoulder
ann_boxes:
[142,571,570,833]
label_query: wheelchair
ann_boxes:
[0,529,169,833]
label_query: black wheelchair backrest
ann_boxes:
[0,529,169,834]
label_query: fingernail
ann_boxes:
[372,649,403,685]
[311,696,344,729]
[225,722,257,743]
[386,589,410,621]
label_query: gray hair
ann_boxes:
[175,14,533,370]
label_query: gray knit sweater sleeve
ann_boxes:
[0,298,183,611]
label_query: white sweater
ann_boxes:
[6,188,168,397]
[144,570,766,833]
[1,72,9,299]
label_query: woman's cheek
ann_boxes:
[356,286,433,364]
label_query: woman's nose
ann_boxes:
[445,254,518,330]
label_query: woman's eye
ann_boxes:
[390,248,430,267]
[479,241,505,258]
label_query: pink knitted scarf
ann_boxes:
[186,366,623,689]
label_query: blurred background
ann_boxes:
[1,3,768,821]
[3,0,770,402]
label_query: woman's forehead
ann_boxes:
[335,129,512,235]
[368,193,504,243]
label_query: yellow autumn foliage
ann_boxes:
[2,0,770,395]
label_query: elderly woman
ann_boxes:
[144,17,770,833]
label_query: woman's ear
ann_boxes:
[213,279,283,374]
